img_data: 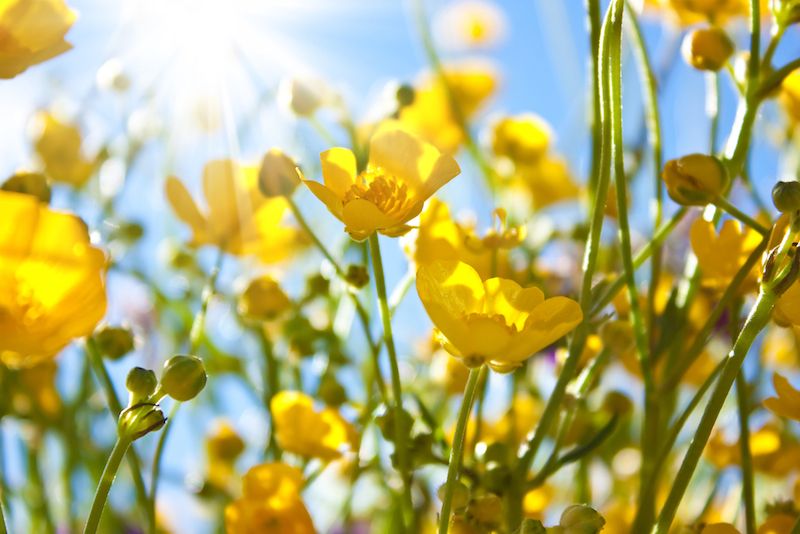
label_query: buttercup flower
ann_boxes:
[206,421,245,490]
[225,462,315,534]
[270,390,357,461]
[662,153,727,206]
[689,218,761,291]
[303,126,460,241]
[513,156,581,210]
[780,68,800,124]
[491,114,551,165]
[644,0,752,24]
[165,159,307,261]
[0,0,76,78]
[32,111,96,187]
[0,190,106,367]
[434,0,507,50]
[416,260,582,372]
[399,64,497,154]
[764,373,800,421]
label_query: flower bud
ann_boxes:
[238,276,291,320]
[520,519,547,534]
[772,0,800,27]
[119,403,166,441]
[94,326,135,360]
[681,27,734,72]
[345,264,370,288]
[278,78,326,116]
[317,373,347,406]
[599,320,634,356]
[602,390,633,416]
[437,480,470,510]
[772,180,800,213]
[559,504,605,534]
[160,355,207,402]
[206,422,245,462]
[1,172,51,203]
[258,148,301,198]
[396,84,415,108]
[468,494,503,527]
[662,153,727,206]
[126,367,157,400]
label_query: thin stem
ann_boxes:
[438,366,485,534]
[368,233,413,530]
[761,26,785,73]
[736,370,757,534]
[28,439,55,534]
[713,196,770,235]
[256,328,282,460]
[748,0,761,83]
[83,437,132,534]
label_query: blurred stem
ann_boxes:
[85,337,151,527]
[748,0,761,82]
[712,196,769,235]
[761,26,785,71]
[708,72,720,154]
[83,437,131,534]
[286,195,388,402]
[256,327,282,460]
[736,370,757,534]
[368,233,413,530]
[438,366,485,534]
[28,438,55,534]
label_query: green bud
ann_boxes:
[1,172,51,203]
[396,84,415,108]
[160,355,207,402]
[306,273,330,297]
[483,462,512,494]
[126,367,157,400]
[772,180,800,213]
[520,519,548,534]
[317,374,347,406]
[345,264,370,289]
[119,403,166,441]
[559,504,606,534]
[437,480,470,510]
[94,326,135,360]
[375,406,413,443]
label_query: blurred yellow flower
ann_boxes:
[430,349,470,395]
[681,26,735,72]
[758,514,796,534]
[764,373,800,421]
[491,114,551,165]
[5,360,61,419]
[399,65,496,154]
[702,524,741,534]
[225,462,314,534]
[706,422,800,475]
[238,276,292,321]
[781,69,800,124]
[761,326,800,368]
[0,0,76,78]
[0,190,106,367]
[689,218,761,291]
[165,159,307,261]
[416,260,582,372]
[434,0,507,50]
[523,485,552,520]
[270,390,357,461]
[303,126,460,241]
[513,156,581,211]
[644,0,752,24]
[32,111,96,187]
[206,421,245,490]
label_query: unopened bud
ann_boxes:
[317,374,347,406]
[119,403,166,441]
[437,480,470,510]
[160,355,207,402]
[94,326,135,360]
[1,172,51,203]
[681,27,734,72]
[602,391,633,416]
[469,494,503,527]
[772,180,800,213]
[559,504,606,534]
[396,84,415,108]
[126,367,157,401]
[345,264,370,288]
[278,78,325,116]
[662,153,727,206]
[259,148,301,198]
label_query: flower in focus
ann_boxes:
[434,0,507,50]
[0,0,76,78]
[491,114,551,165]
[689,218,761,291]
[270,390,357,461]
[399,64,497,154]
[32,111,96,187]
[165,159,307,261]
[303,125,460,241]
[225,462,314,534]
[0,190,106,367]
[764,373,800,421]
[416,260,582,372]
[662,153,727,206]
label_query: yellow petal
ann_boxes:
[459,314,513,360]
[504,297,582,363]
[416,260,485,317]
[202,159,243,232]
[482,278,544,330]
[341,198,397,241]
[165,176,207,236]
[320,147,357,197]
[303,180,344,221]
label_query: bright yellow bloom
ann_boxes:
[764,373,800,421]
[513,156,581,210]
[0,0,76,78]
[781,69,800,125]
[407,198,520,279]
[491,114,551,165]
[304,126,460,241]
[689,218,761,291]
[0,190,106,367]
[270,390,357,461]
[225,462,314,534]
[32,111,95,187]
[434,0,506,50]
[165,159,307,261]
[416,260,582,372]
[399,65,497,154]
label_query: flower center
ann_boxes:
[342,167,414,218]
[464,312,517,333]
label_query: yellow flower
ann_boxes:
[523,485,552,520]
[399,65,497,154]
[0,190,107,367]
[407,198,520,279]
[303,126,460,241]
[513,156,581,210]
[416,260,582,372]
[32,111,96,187]
[491,114,551,165]
[761,325,800,368]
[238,276,292,320]
[764,373,800,421]
[225,462,315,534]
[0,0,76,78]
[705,422,800,475]
[165,159,307,261]
[644,0,752,24]
[662,153,727,206]
[4,360,61,419]
[681,26,735,72]
[689,218,761,291]
[430,349,470,395]
[434,0,507,50]
[781,69,800,125]
[206,421,245,490]
[270,390,357,461]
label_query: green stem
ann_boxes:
[256,328,282,460]
[708,72,721,153]
[28,439,55,534]
[368,233,413,530]
[653,289,777,533]
[748,0,761,82]
[736,370,757,534]
[438,366,485,534]
[713,196,769,235]
[83,438,132,534]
